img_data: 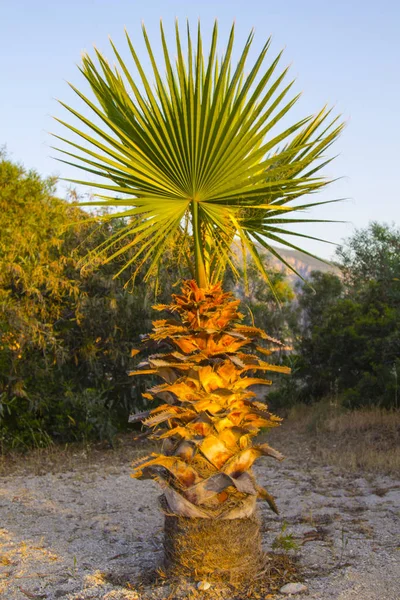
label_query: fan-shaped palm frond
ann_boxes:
[54,20,343,288]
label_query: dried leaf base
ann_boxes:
[163,508,264,584]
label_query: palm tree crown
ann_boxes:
[54,20,343,288]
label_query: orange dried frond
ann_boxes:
[255,346,273,356]
[151,319,169,327]
[173,337,200,354]
[257,485,279,514]
[232,377,272,389]
[199,435,235,469]
[158,426,191,439]
[223,447,262,476]
[217,428,243,449]
[152,304,169,311]
[232,325,283,345]
[198,365,225,392]
[128,368,157,376]
[130,280,290,517]
[242,362,291,374]
[133,455,200,487]
[213,416,235,432]
[193,398,225,414]
[165,380,199,399]
[149,358,194,370]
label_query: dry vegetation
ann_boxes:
[2,403,399,480]
[279,403,400,476]
[1,402,399,599]
[0,434,155,478]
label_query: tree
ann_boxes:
[0,154,80,366]
[230,257,295,346]
[297,271,344,331]
[56,21,342,583]
[0,154,82,446]
[337,222,400,291]
[0,155,177,449]
[285,225,400,408]
[290,271,344,400]
[297,292,399,408]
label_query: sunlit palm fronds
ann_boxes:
[54,20,343,288]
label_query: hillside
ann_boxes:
[266,246,340,284]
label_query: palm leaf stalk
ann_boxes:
[55,20,343,583]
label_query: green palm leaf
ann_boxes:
[54,20,344,288]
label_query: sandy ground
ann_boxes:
[0,427,399,600]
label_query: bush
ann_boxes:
[0,154,174,450]
[274,224,400,410]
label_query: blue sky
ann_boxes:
[2,0,399,259]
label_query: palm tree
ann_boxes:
[54,21,343,583]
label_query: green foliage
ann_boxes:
[272,223,400,409]
[0,154,175,451]
[0,154,81,362]
[337,222,400,302]
[272,521,300,552]
[299,292,399,407]
[227,257,295,340]
[2,156,395,449]
[0,152,300,450]
[297,271,344,331]
[55,20,343,289]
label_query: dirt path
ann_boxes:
[1,428,399,599]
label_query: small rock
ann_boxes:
[197,580,211,591]
[280,582,308,595]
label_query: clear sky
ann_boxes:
[2,0,399,259]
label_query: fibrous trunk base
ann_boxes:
[163,508,264,584]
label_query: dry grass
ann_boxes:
[283,402,400,475]
[2,403,399,479]
[3,405,399,478]
[0,433,154,477]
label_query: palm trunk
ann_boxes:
[131,280,288,583]
[191,201,208,288]
[163,507,264,583]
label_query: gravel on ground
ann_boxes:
[1,426,399,599]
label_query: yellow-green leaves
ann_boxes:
[55,20,343,287]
